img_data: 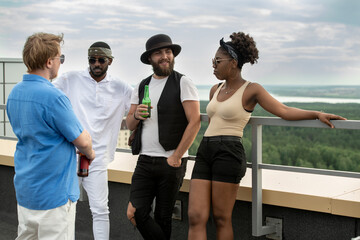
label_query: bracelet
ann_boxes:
[134,112,141,121]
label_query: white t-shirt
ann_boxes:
[130,74,199,158]
[53,69,133,168]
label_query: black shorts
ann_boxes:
[191,136,247,184]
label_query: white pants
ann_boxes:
[16,200,76,240]
[79,168,110,240]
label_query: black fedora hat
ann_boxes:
[140,34,181,64]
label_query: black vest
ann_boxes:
[138,71,188,151]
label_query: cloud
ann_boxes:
[85,18,161,31]
[169,15,238,29]
[249,8,272,17]
[1,0,360,85]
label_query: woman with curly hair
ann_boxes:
[187,32,346,240]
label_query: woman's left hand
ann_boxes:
[318,112,347,128]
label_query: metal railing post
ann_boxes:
[2,62,5,136]
[252,123,276,236]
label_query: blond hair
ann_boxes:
[22,32,64,72]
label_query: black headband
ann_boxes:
[220,38,242,67]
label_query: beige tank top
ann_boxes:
[204,81,252,137]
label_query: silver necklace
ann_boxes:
[225,89,234,94]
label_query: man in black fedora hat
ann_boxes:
[126,34,201,240]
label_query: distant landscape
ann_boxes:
[263,85,360,99]
[196,84,360,101]
[189,86,360,173]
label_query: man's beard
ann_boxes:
[151,59,175,77]
[49,68,58,80]
[90,65,108,78]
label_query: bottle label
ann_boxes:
[77,154,89,177]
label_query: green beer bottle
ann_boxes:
[141,85,151,118]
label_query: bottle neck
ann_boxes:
[144,86,149,99]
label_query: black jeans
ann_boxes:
[129,155,187,240]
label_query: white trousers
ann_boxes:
[79,168,110,240]
[16,200,76,240]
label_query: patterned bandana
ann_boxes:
[219,38,241,67]
[88,47,113,59]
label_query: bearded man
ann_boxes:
[125,34,200,240]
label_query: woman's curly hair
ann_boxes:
[228,32,259,67]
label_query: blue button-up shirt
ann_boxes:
[7,74,83,210]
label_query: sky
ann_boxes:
[1,0,360,86]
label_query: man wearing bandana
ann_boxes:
[53,42,133,239]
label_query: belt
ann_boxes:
[140,155,189,160]
[204,136,241,142]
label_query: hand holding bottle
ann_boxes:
[134,104,153,120]
[141,85,151,118]
[134,85,152,120]
[76,149,95,177]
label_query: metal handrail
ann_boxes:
[2,106,360,237]
[248,116,360,237]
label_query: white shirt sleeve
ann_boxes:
[52,73,68,93]
[180,75,199,102]
[123,83,134,112]
[130,82,140,105]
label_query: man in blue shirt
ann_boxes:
[6,32,95,240]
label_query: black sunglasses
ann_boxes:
[88,57,107,64]
[212,58,232,67]
[54,54,65,64]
